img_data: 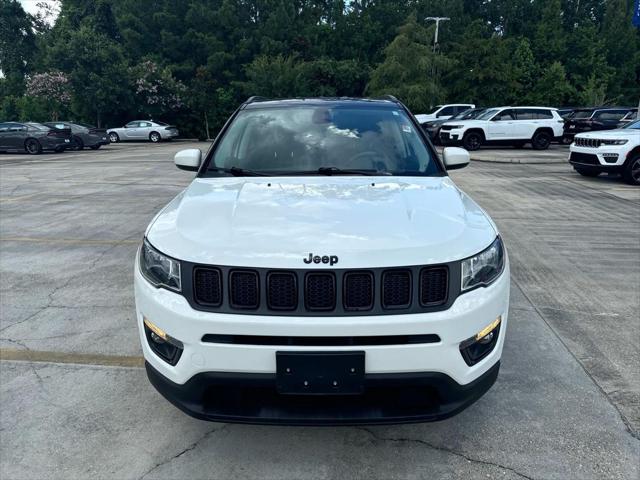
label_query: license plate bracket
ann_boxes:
[276,351,365,395]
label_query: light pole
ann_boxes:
[425,16,450,52]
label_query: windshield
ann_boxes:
[206,105,440,177]
[25,123,47,130]
[476,109,500,120]
[449,109,471,120]
[426,105,443,115]
[572,110,593,119]
[624,119,640,129]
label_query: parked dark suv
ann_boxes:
[563,108,637,143]
[0,122,72,154]
[43,122,110,150]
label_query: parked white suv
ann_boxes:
[415,104,475,123]
[440,107,564,150]
[569,119,640,185]
[135,97,510,425]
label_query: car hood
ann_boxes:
[577,129,640,139]
[442,119,485,127]
[146,176,498,269]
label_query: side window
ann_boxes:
[437,106,456,117]
[514,109,535,120]
[125,122,139,128]
[536,110,553,119]
[495,109,515,121]
[140,122,151,127]
[9,123,26,132]
[0,123,9,132]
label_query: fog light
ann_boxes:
[460,316,501,366]
[602,153,618,164]
[143,317,184,365]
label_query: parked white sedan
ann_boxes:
[107,120,179,143]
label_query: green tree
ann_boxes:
[529,61,574,105]
[0,0,38,95]
[366,14,449,112]
[532,0,566,66]
[601,0,640,103]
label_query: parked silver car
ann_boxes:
[107,120,179,143]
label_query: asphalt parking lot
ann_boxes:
[1,143,638,479]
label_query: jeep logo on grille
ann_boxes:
[304,253,338,266]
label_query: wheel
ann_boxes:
[90,144,101,150]
[561,135,572,145]
[54,147,65,153]
[531,130,552,150]
[25,138,42,155]
[462,131,483,151]
[72,136,84,150]
[574,166,600,177]
[109,132,119,143]
[149,131,161,143]
[512,141,526,148]
[622,154,640,185]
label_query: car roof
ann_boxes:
[494,106,557,110]
[242,97,401,110]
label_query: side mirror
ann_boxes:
[443,147,470,170]
[174,149,202,172]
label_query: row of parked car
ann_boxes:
[416,104,638,151]
[0,120,179,154]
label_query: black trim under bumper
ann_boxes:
[145,360,500,425]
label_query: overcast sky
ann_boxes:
[19,0,60,24]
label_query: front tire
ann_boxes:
[574,166,600,177]
[109,132,119,143]
[622,154,640,185]
[532,131,552,150]
[72,136,84,150]
[149,131,161,143]
[462,131,483,151]
[25,139,42,155]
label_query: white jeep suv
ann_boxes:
[569,119,640,185]
[440,106,564,150]
[134,97,510,425]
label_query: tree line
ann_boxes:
[1,0,638,138]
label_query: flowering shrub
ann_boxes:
[26,71,71,103]
[132,61,185,111]
[25,71,71,120]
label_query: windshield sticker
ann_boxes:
[402,124,412,133]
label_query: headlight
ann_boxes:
[461,237,505,292]
[447,125,463,129]
[140,239,181,292]
[600,139,628,145]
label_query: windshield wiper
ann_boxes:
[210,166,269,176]
[316,167,392,176]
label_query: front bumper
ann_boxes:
[135,255,509,424]
[569,144,630,169]
[439,130,463,144]
[145,359,500,425]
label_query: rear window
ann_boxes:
[572,110,593,119]
[207,105,440,177]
